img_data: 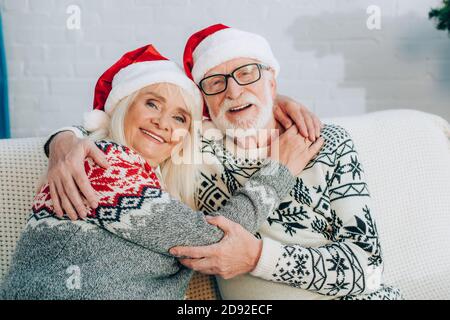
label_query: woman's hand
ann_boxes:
[47,131,109,220]
[269,125,324,176]
[274,95,323,142]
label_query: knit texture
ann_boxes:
[4,109,449,299]
[196,123,403,300]
[1,140,295,300]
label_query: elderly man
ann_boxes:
[169,24,402,300]
[44,24,401,300]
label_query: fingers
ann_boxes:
[283,125,299,137]
[49,181,63,218]
[65,140,100,211]
[290,110,308,139]
[178,258,215,274]
[178,258,197,270]
[308,137,325,157]
[312,114,323,139]
[60,172,88,219]
[55,179,78,221]
[302,135,314,148]
[267,128,280,146]
[302,110,316,142]
[204,215,236,233]
[86,141,110,169]
[276,96,310,138]
[73,171,99,209]
[273,106,293,129]
[169,245,216,259]
[295,133,313,153]
[46,135,98,220]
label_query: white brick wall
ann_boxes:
[1,0,449,137]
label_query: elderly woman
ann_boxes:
[0,45,323,300]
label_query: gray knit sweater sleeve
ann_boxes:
[84,141,296,256]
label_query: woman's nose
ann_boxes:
[151,115,170,131]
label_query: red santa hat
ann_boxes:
[183,24,280,85]
[84,44,202,132]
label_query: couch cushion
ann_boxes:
[0,137,47,280]
[327,109,450,299]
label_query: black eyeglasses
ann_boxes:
[198,63,270,96]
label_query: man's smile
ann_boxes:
[228,103,255,114]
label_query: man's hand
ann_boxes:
[274,95,323,142]
[169,216,262,280]
[47,131,109,220]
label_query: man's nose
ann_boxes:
[225,76,243,100]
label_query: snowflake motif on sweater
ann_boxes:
[196,123,402,300]
[26,125,403,300]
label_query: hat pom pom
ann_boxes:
[83,109,111,132]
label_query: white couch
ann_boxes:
[1,109,449,299]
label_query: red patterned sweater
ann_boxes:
[1,140,296,299]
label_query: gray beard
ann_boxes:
[209,89,274,139]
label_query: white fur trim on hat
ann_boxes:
[104,60,203,113]
[83,109,111,132]
[191,28,280,84]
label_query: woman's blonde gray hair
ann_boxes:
[88,83,202,209]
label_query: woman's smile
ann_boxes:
[140,128,166,144]
[124,83,192,167]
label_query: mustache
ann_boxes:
[219,93,260,112]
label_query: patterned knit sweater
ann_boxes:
[36,122,402,300]
[196,123,403,300]
[0,140,296,300]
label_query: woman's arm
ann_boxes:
[84,141,296,255]
[250,126,384,297]
[43,98,320,220]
